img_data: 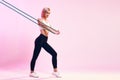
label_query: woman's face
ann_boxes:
[44,11,50,18]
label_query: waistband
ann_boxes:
[40,34,48,38]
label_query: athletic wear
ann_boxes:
[29,72,39,78]
[52,72,61,78]
[30,34,57,71]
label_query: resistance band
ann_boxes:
[0,0,58,34]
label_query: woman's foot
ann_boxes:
[52,72,61,78]
[29,72,39,78]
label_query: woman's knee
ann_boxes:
[52,52,57,57]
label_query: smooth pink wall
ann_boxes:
[0,0,120,72]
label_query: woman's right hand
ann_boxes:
[56,30,60,35]
[37,18,44,26]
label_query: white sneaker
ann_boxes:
[52,72,62,78]
[29,72,39,78]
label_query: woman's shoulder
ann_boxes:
[37,18,42,22]
[38,18,47,23]
[37,18,50,26]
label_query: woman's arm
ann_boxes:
[37,19,60,35]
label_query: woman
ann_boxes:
[29,7,61,78]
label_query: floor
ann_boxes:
[0,70,120,80]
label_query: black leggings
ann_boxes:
[30,34,57,71]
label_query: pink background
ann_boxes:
[0,0,120,72]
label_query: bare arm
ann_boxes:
[37,19,60,35]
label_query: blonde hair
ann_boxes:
[41,7,50,17]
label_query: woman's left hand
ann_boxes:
[56,30,60,35]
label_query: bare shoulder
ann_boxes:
[37,18,42,22]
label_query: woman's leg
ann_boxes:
[30,42,41,72]
[42,42,58,72]
[42,42,61,78]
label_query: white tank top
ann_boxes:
[40,20,51,30]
